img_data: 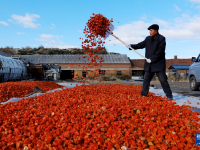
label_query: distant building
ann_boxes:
[0,50,195,80]
[166,55,193,76]
[130,55,194,78]
[11,54,132,80]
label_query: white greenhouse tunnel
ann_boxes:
[0,55,28,82]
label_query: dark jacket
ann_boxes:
[130,33,166,72]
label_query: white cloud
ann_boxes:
[106,13,200,46]
[50,23,56,29]
[35,34,79,49]
[77,30,82,33]
[40,34,59,39]
[43,43,80,49]
[17,32,25,35]
[107,21,150,45]
[162,29,196,39]
[0,21,9,26]
[35,34,59,44]
[179,40,189,43]
[11,13,40,28]
[174,4,182,11]
[141,14,147,20]
[152,19,171,28]
[190,0,200,3]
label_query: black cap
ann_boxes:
[148,24,159,30]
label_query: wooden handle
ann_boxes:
[111,34,147,60]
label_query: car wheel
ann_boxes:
[190,76,199,91]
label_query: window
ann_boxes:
[82,71,87,78]
[172,70,177,73]
[116,71,122,76]
[132,70,144,76]
[99,70,105,75]
[198,54,200,62]
[180,73,184,77]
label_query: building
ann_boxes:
[0,50,195,80]
[11,54,132,80]
[166,55,193,76]
[168,64,191,77]
[130,59,145,78]
[130,55,194,78]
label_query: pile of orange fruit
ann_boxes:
[0,81,63,102]
[72,13,113,83]
[0,84,199,149]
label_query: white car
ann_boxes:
[188,55,200,91]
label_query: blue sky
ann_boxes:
[0,0,200,59]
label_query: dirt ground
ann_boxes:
[57,79,200,99]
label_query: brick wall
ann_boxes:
[131,58,193,77]
[57,63,131,69]
[73,69,132,78]
[74,70,82,78]
[48,63,132,78]
[167,69,189,74]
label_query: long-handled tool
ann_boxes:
[24,86,43,98]
[105,23,147,60]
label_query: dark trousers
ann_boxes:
[141,71,173,98]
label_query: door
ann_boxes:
[193,54,200,82]
[60,70,74,80]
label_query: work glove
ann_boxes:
[127,44,133,50]
[146,59,151,63]
[126,44,131,49]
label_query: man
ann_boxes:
[128,24,173,100]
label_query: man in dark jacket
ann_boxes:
[129,24,173,100]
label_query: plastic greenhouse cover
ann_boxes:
[0,93,45,105]
[0,56,28,82]
[27,93,45,98]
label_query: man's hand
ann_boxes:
[126,44,131,49]
[146,59,151,63]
